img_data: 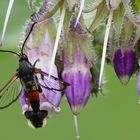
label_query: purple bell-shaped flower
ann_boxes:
[113,48,136,85]
[62,17,92,115]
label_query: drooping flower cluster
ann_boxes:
[22,0,99,135]
[1,0,140,138]
[13,0,140,131]
[85,0,140,93]
[25,0,99,110]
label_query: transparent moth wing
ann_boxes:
[0,74,21,109]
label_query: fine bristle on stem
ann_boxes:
[98,10,113,91]
[73,115,80,139]
[0,0,14,47]
[48,2,66,79]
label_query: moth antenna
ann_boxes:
[48,2,66,79]
[74,0,85,27]
[21,22,37,54]
[98,10,113,91]
[73,115,80,139]
[0,0,14,47]
[0,50,19,56]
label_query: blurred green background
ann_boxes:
[0,1,140,140]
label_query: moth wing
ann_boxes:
[0,74,21,109]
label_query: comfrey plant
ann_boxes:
[83,0,140,90]
[0,0,68,129]
[109,17,140,85]
[1,0,140,138]
[24,0,99,137]
[61,17,98,137]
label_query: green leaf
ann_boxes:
[113,3,125,40]
[89,1,109,31]
[25,18,56,50]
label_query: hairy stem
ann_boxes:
[123,0,140,25]
[31,0,61,22]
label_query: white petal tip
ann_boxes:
[53,106,61,113]
[76,136,80,139]
[22,105,28,114]
[98,86,102,91]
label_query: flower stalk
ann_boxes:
[48,1,66,79]
[0,0,14,46]
[73,115,80,139]
[75,0,85,27]
[98,10,113,91]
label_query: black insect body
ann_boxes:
[0,23,69,128]
[18,54,48,128]
[17,54,41,113]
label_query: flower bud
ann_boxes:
[113,48,136,85]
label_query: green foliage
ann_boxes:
[0,1,140,140]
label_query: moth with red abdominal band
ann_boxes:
[0,21,70,128]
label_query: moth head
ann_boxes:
[19,54,28,62]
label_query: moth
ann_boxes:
[0,20,69,128]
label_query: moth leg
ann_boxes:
[33,58,40,67]
[34,67,70,86]
[41,93,46,99]
[34,67,70,92]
